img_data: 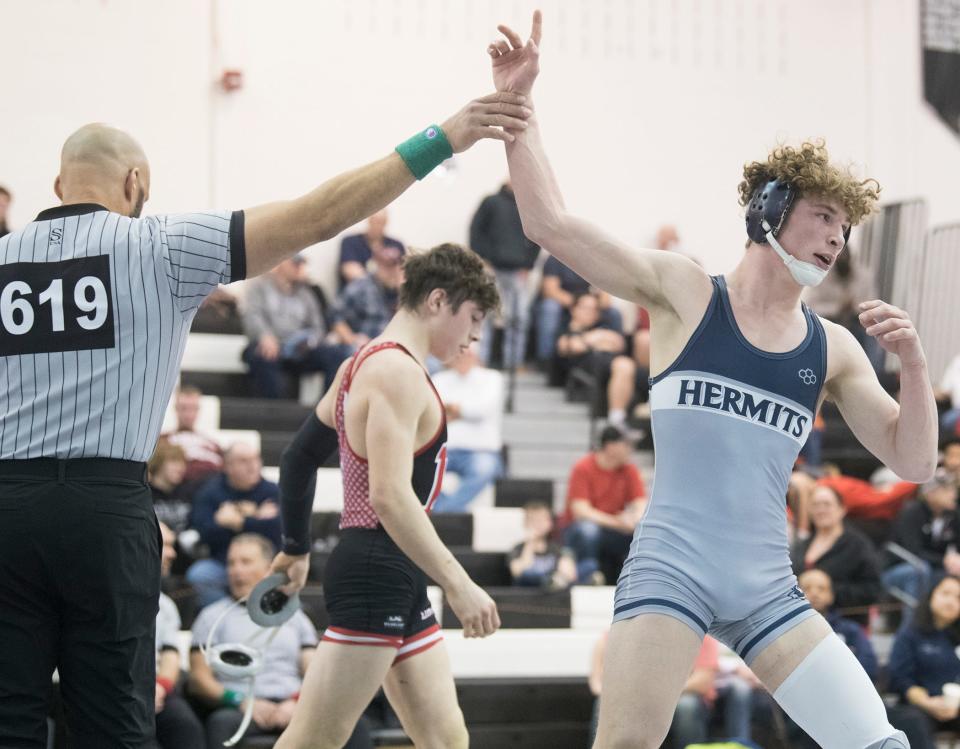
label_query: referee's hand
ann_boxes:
[269,552,309,596]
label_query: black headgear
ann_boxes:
[745,178,795,244]
[745,178,851,245]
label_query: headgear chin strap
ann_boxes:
[201,574,301,747]
[763,221,828,288]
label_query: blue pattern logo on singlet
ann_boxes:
[798,368,817,385]
[787,584,806,602]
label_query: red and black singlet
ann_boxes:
[335,342,447,529]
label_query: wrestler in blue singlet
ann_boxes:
[614,274,825,664]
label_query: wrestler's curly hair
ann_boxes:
[737,139,881,225]
[400,243,500,315]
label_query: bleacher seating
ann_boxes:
[149,323,927,749]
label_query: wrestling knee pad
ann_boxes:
[865,730,909,748]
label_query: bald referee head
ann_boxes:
[56,123,151,219]
[0,88,530,748]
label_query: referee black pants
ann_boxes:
[0,459,161,749]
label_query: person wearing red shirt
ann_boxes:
[562,425,647,583]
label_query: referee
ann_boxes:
[0,91,529,748]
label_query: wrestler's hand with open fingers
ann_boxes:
[489,9,543,95]
[858,300,926,367]
[269,551,310,597]
[441,91,531,151]
[446,579,501,638]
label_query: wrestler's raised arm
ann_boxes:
[492,11,710,315]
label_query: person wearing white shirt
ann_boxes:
[431,344,505,512]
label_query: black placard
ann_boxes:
[0,256,116,356]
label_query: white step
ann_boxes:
[182,333,246,373]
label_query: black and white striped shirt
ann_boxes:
[0,203,245,461]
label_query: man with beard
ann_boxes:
[0,84,530,749]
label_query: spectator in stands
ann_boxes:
[150,442,200,572]
[431,343,504,513]
[242,254,352,399]
[535,255,622,367]
[789,466,918,547]
[150,442,191,534]
[790,484,883,613]
[885,468,960,611]
[331,237,403,351]
[508,500,585,589]
[189,535,374,748]
[556,293,637,430]
[337,210,404,290]
[161,386,224,492]
[562,425,647,583]
[0,185,11,238]
[888,575,960,748]
[186,443,282,607]
[469,179,540,370]
[156,522,205,748]
[935,354,960,435]
[943,438,960,485]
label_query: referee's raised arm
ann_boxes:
[242,90,530,276]
[0,90,528,749]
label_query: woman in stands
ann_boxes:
[888,575,960,748]
[790,484,883,616]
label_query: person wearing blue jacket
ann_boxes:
[186,442,282,606]
[888,575,960,748]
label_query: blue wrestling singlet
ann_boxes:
[613,275,826,663]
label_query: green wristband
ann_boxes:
[221,688,245,708]
[395,124,453,180]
